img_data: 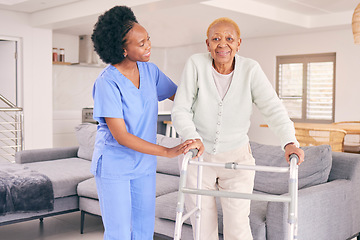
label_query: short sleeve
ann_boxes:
[92,75,123,123]
[154,65,177,101]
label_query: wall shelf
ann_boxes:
[52,61,72,65]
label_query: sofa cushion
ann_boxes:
[155,191,193,226]
[249,196,267,240]
[77,177,98,199]
[251,142,332,195]
[77,173,180,199]
[155,191,224,232]
[156,134,182,176]
[24,158,93,198]
[75,123,97,161]
[79,197,101,216]
[156,173,179,197]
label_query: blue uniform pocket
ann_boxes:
[100,149,136,179]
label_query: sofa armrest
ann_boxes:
[266,179,352,240]
[329,151,360,181]
[15,146,79,164]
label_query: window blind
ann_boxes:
[276,53,335,123]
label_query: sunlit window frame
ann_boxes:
[276,53,336,123]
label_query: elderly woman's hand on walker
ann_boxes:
[183,139,205,158]
[285,143,305,165]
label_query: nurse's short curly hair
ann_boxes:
[92,6,138,64]
[206,17,241,39]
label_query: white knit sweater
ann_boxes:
[172,53,299,154]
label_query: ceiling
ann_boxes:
[0,0,358,47]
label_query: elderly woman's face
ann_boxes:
[206,22,241,66]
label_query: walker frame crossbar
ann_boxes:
[174,149,299,240]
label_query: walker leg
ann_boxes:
[174,168,189,240]
[174,212,184,240]
[288,156,298,240]
[194,157,203,240]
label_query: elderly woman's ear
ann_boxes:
[206,39,210,52]
[237,38,241,52]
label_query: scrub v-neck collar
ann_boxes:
[112,62,142,90]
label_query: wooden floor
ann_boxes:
[0,212,170,240]
[0,211,357,240]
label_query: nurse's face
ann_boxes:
[123,23,151,62]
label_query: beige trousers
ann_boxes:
[185,144,255,240]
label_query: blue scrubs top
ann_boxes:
[91,62,177,179]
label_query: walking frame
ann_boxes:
[174,149,299,240]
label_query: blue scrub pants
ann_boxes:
[95,173,156,240]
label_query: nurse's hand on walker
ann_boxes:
[284,142,305,165]
[106,117,194,159]
[165,139,195,158]
[183,139,205,158]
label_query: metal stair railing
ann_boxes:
[0,94,23,163]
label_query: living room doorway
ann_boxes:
[0,37,23,162]
[0,37,19,107]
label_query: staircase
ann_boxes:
[0,94,23,163]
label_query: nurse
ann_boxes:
[91,6,191,240]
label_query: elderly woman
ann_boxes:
[91,6,192,240]
[172,17,304,240]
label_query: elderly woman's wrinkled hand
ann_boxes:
[183,139,205,158]
[284,143,305,165]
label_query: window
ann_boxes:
[276,53,336,123]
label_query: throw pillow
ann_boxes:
[75,123,97,161]
[250,142,332,195]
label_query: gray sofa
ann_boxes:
[0,124,95,226]
[0,146,93,226]
[2,122,360,240]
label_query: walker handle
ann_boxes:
[289,153,299,164]
[189,148,199,158]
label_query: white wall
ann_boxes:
[0,9,53,149]
[53,64,102,147]
[241,28,360,146]
[151,43,206,112]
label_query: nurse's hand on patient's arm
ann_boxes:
[183,139,204,158]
